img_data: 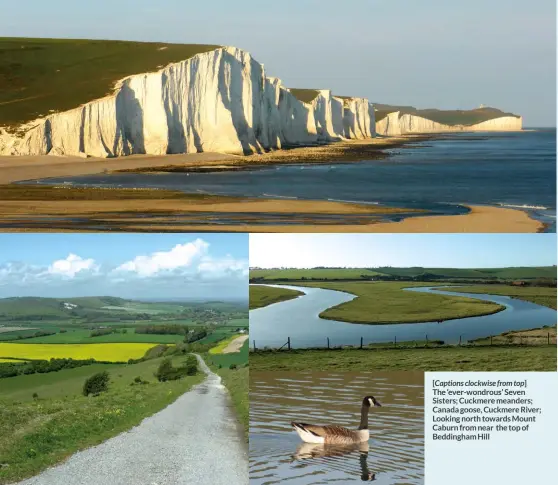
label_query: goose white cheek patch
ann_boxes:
[425,372,557,485]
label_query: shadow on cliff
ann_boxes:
[217,51,263,155]
[114,83,146,156]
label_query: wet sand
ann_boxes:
[0,137,543,232]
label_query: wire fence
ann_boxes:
[250,332,557,351]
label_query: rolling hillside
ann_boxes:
[0,37,220,127]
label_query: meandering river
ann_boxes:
[249,284,556,348]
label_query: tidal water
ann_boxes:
[249,284,557,348]
[32,130,557,230]
[249,371,424,484]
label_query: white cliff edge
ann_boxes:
[0,47,377,158]
[376,112,522,136]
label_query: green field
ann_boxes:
[206,340,249,369]
[373,104,521,126]
[294,281,504,324]
[250,266,556,281]
[250,346,556,372]
[16,329,185,344]
[249,285,304,310]
[250,268,386,280]
[439,285,557,310]
[0,355,204,484]
[289,88,320,103]
[0,38,220,127]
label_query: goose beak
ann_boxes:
[374,400,382,407]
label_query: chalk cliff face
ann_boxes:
[0,47,376,157]
[375,112,522,136]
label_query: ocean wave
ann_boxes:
[497,203,549,210]
[262,193,298,199]
[327,198,380,205]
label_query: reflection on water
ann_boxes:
[250,284,557,348]
[250,372,424,484]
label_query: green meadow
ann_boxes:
[249,285,304,310]
[250,346,556,372]
[0,355,204,484]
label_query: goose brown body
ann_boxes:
[291,396,382,445]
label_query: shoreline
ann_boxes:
[0,136,546,233]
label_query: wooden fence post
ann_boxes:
[360,337,363,349]
[425,334,428,347]
[327,337,330,349]
[253,340,256,351]
[459,335,462,346]
[548,333,550,345]
[287,336,291,351]
[394,336,397,348]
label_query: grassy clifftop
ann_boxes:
[289,88,320,103]
[0,37,221,127]
[374,103,520,125]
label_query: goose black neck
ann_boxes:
[358,405,369,430]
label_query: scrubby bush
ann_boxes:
[32,392,39,400]
[155,357,197,382]
[83,371,110,396]
[229,364,237,370]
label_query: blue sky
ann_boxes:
[1,0,554,126]
[0,234,248,300]
[250,234,557,268]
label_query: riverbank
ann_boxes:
[439,285,557,309]
[288,281,505,324]
[249,285,305,309]
[249,346,557,372]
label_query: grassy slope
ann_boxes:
[213,366,248,439]
[0,355,204,484]
[18,329,185,344]
[439,285,557,310]
[250,347,556,372]
[0,38,220,127]
[373,104,520,125]
[294,281,504,324]
[205,338,249,439]
[249,285,304,310]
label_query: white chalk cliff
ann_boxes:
[0,47,377,157]
[376,111,522,136]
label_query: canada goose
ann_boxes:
[291,396,382,445]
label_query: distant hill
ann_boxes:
[373,103,520,126]
[0,37,220,127]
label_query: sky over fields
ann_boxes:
[1,0,555,126]
[250,234,557,269]
[0,234,248,300]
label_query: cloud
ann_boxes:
[47,253,98,278]
[197,256,249,280]
[114,239,209,277]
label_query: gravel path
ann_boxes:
[14,355,247,485]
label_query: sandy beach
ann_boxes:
[0,137,544,233]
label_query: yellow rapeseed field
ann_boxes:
[209,335,240,354]
[0,343,158,362]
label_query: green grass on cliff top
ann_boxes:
[289,88,320,103]
[0,38,221,127]
[373,103,520,126]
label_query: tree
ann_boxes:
[83,371,110,396]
